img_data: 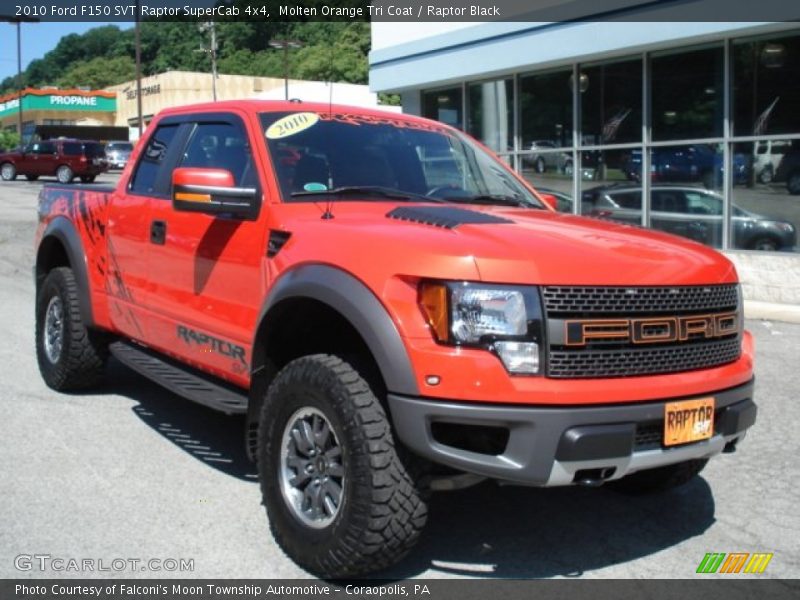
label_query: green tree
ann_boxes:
[57,56,137,89]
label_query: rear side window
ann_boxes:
[84,143,106,158]
[130,124,180,195]
[179,122,254,187]
[62,142,82,156]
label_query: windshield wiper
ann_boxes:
[291,186,444,202]
[439,194,542,209]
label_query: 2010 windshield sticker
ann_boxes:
[265,112,320,139]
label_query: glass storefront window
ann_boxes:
[467,79,513,153]
[520,150,575,212]
[734,33,800,137]
[581,58,642,145]
[580,149,643,223]
[519,68,572,149]
[644,144,724,248]
[652,45,723,141]
[731,140,799,252]
[422,87,463,130]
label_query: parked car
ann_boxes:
[623,145,750,188]
[582,184,796,251]
[0,139,108,183]
[774,141,800,195]
[528,140,570,173]
[105,141,133,170]
[753,139,791,184]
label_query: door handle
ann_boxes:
[150,220,167,245]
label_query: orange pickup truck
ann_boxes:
[34,101,756,577]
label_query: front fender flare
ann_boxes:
[254,265,420,397]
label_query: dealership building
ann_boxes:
[370,18,800,316]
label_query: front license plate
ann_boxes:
[664,397,715,447]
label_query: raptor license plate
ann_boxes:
[663,397,715,447]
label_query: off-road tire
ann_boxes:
[787,171,800,195]
[258,354,427,578]
[0,162,16,181]
[36,267,108,390]
[56,165,74,184]
[608,458,708,495]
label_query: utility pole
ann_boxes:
[1,14,38,144]
[197,21,218,102]
[269,39,303,100]
[16,21,22,141]
[135,0,143,137]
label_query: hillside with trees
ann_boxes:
[0,22,371,94]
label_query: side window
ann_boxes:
[652,191,687,214]
[130,124,180,195]
[607,191,642,209]
[179,122,254,187]
[62,142,81,156]
[36,142,56,155]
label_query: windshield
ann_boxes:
[259,111,542,207]
[107,142,133,152]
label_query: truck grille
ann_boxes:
[548,338,741,379]
[543,284,741,378]
[542,284,739,316]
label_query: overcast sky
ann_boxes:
[0,21,127,84]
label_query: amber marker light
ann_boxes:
[418,282,449,342]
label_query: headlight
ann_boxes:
[419,281,544,375]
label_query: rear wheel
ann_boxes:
[258,354,427,578]
[608,458,708,495]
[56,165,74,184]
[535,157,546,173]
[787,172,800,195]
[750,236,780,252]
[0,162,16,181]
[36,267,108,390]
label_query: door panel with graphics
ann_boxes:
[106,122,182,342]
[145,113,266,385]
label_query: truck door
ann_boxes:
[145,113,266,384]
[105,122,182,342]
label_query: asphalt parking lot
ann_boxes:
[0,174,798,579]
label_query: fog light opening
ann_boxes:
[430,422,510,456]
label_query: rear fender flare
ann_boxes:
[37,216,94,327]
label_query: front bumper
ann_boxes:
[387,379,755,487]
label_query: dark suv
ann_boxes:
[0,139,108,184]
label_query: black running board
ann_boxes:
[109,341,248,415]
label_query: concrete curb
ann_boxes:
[743,300,800,324]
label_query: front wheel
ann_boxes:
[36,267,108,390]
[56,165,74,184]
[608,458,708,495]
[258,354,427,578]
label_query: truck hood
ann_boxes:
[276,203,737,286]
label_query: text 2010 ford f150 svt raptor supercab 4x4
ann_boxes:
[34,101,756,577]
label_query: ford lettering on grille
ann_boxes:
[565,312,739,346]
